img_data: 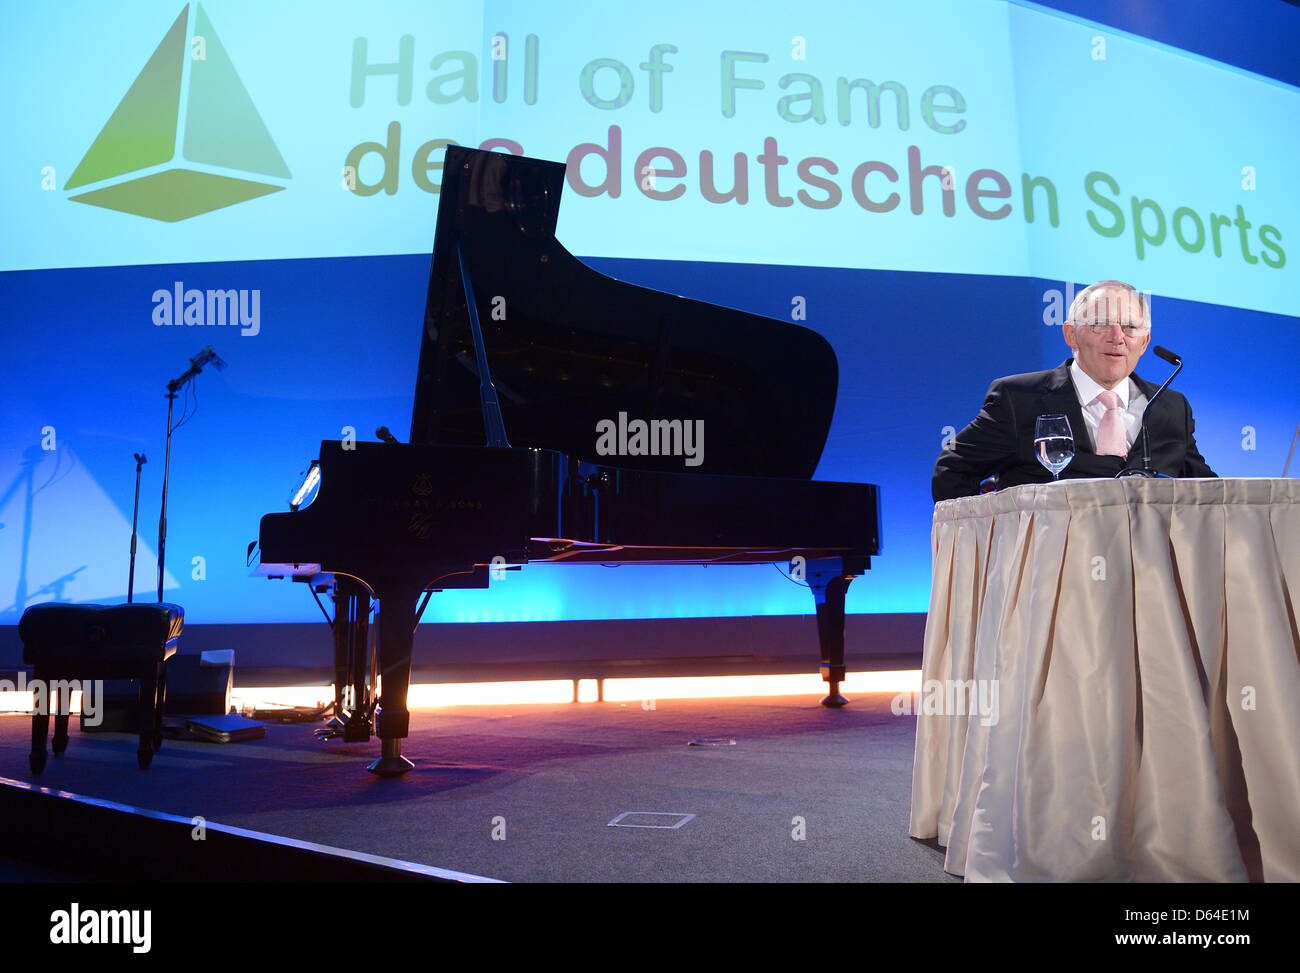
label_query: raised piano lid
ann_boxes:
[410,145,840,480]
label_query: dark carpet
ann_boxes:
[0,691,956,883]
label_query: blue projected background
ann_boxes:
[1,0,1297,628]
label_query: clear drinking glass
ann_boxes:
[1035,414,1075,480]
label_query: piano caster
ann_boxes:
[820,683,849,708]
[366,739,414,777]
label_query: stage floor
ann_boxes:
[0,692,953,883]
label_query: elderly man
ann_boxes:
[932,280,1215,502]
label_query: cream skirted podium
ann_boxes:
[910,478,1300,882]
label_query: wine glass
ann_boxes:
[1035,415,1075,480]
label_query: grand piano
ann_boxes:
[255,146,880,774]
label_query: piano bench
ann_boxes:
[17,603,184,772]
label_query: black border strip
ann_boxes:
[0,774,500,884]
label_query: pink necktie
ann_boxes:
[1096,389,1127,457]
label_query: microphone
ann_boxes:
[376,426,400,444]
[191,346,227,370]
[1117,345,1184,478]
[167,346,227,391]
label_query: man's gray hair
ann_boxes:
[1066,280,1151,328]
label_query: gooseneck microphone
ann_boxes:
[1152,345,1182,369]
[1117,345,1183,478]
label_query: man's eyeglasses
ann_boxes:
[1077,322,1149,338]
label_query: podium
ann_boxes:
[910,478,1300,881]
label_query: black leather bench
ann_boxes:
[18,603,183,771]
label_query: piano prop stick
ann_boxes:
[255,147,880,774]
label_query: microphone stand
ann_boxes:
[1117,346,1183,478]
[127,453,146,602]
[156,386,180,603]
[156,349,224,603]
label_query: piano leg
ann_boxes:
[367,582,419,776]
[808,560,858,708]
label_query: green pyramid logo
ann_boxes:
[66,4,290,222]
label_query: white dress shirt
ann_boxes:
[1069,360,1148,454]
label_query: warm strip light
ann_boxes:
[229,686,340,711]
[228,671,922,712]
[600,670,922,702]
[408,680,576,707]
[0,690,86,715]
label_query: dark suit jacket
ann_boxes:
[932,359,1215,502]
